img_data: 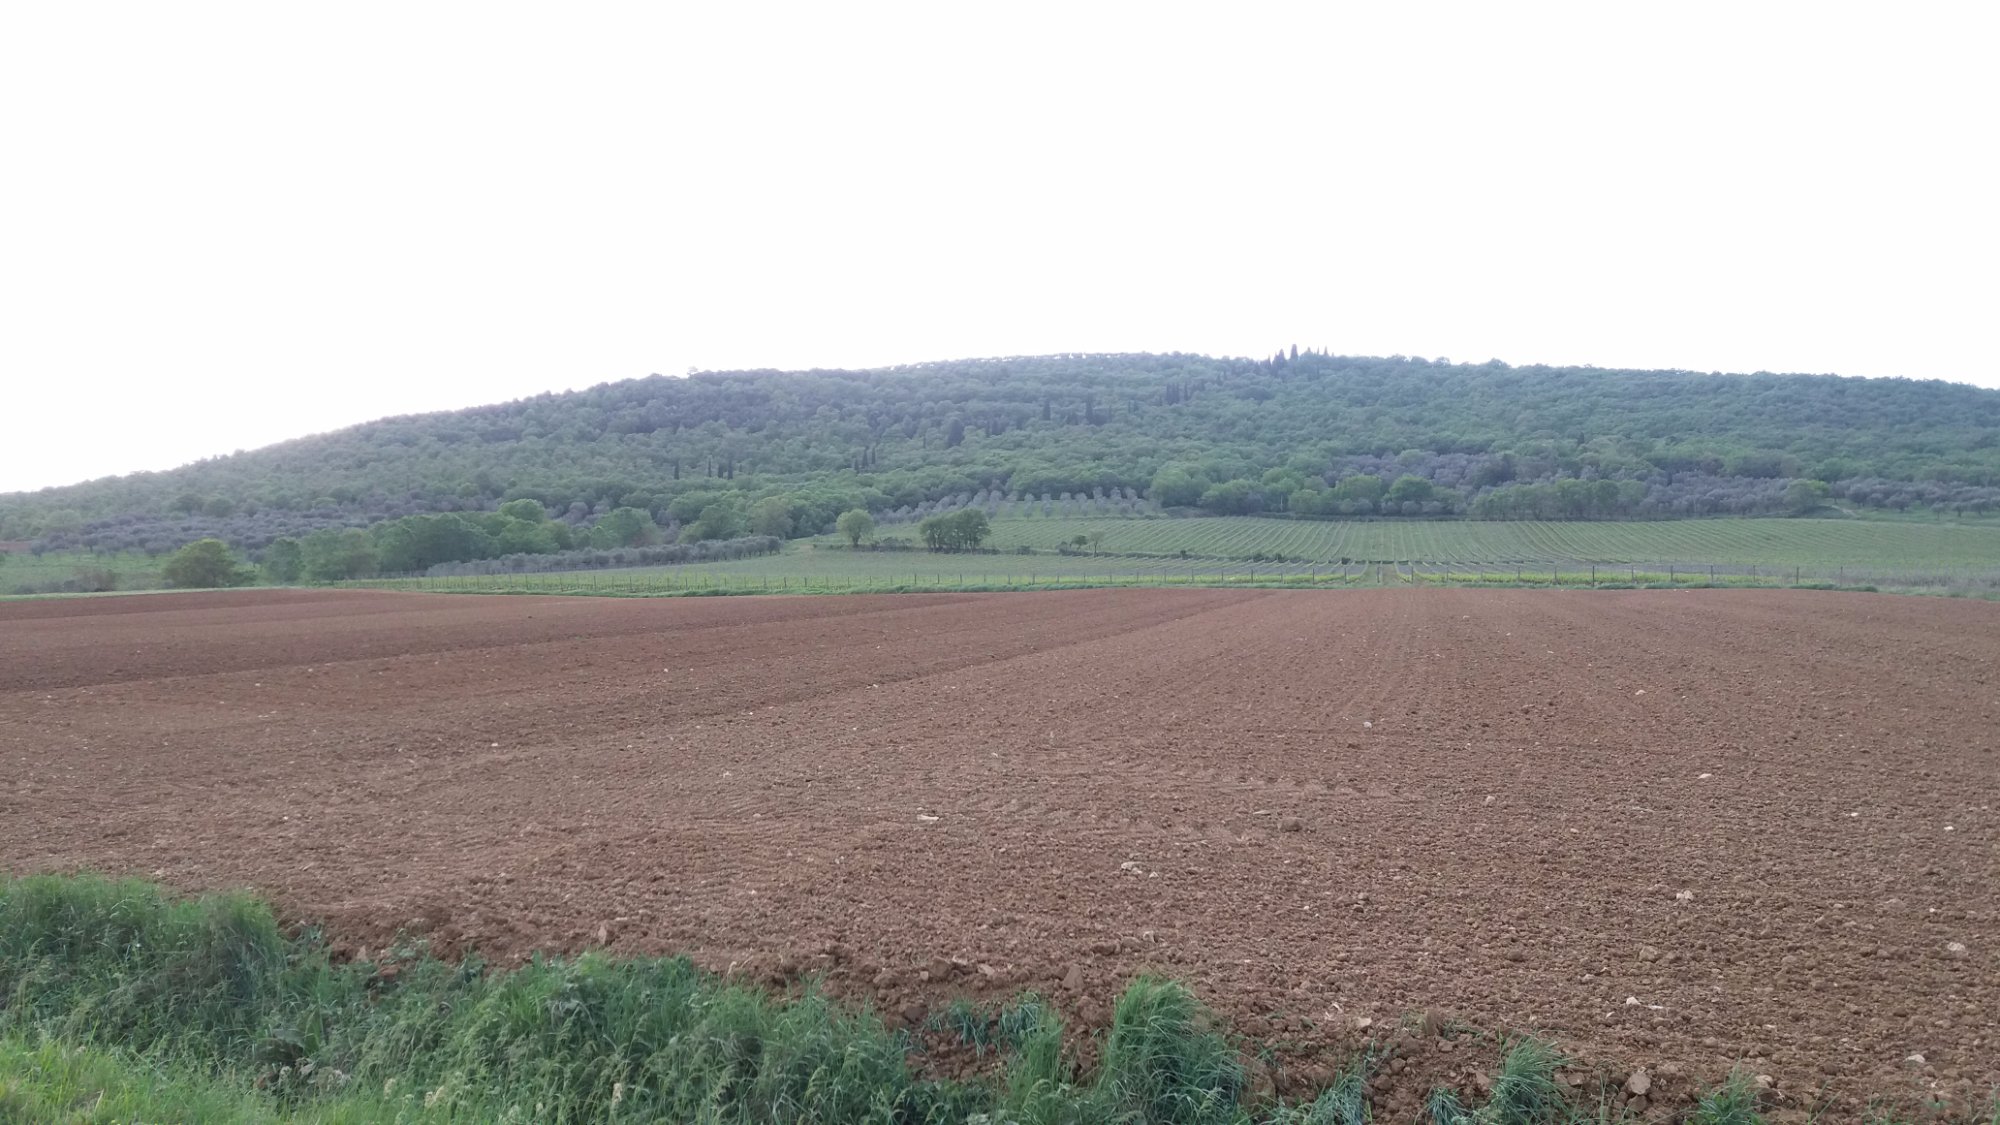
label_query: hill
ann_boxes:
[5,352,1998,562]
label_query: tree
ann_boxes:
[682,501,742,543]
[1786,479,1831,515]
[162,538,253,588]
[498,497,548,522]
[262,537,303,583]
[750,495,794,539]
[1148,466,1206,508]
[38,509,83,537]
[1386,475,1435,506]
[918,508,990,550]
[1198,479,1262,515]
[1260,468,1308,498]
[1288,488,1330,516]
[836,508,875,547]
[375,513,496,572]
[665,491,726,525]
[590,506,662,548]
[1331,475,1385,512]
[952,508,990,548]
[300,528,378,581]
[493,515,565,554]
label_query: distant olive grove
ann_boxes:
[5,352,1998,564]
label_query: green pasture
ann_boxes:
[0,550,162,595]
[355,513,2000,598]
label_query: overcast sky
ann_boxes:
[2,2,1994,493]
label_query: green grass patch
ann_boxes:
[1,550,163,595]
[0,1035,284,1123]
[12,873,1913,1125]
[1475,1037,1570,1124]
[1687,1071,1766,1125]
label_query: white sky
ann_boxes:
[2,2,1995,493]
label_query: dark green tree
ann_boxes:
[1148,466,1207,508]
[1386,475,1436,506]
[918,508,991,550]
[1198,480,1262,515]
[681,501,742,543]
[498,497,549,522]
[162,539,254,588]
[262,537,303,583]
[591,507,662,548]
[1331,475,1385,512]
[300,528,378,581]
[750,496,794,538]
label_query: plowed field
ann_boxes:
[2,588,1995,1114]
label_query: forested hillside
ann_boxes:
[6,352,1998,562]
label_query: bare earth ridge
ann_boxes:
[2,588,1995,1115]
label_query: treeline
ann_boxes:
[260,499,726,582]
[418,536,781,578]
[6,352,1999,548]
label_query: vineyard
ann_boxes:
[840,514,2000,569]
[337,515,2000,598]
[354,550,2000,599]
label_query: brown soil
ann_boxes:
[2,587,1994,1117]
